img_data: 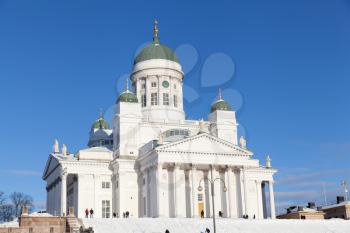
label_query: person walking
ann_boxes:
[85,208,89,218]
[89,208,94,218]
[165,230,170,233]
[201,210,205,218]
[218,211,223,217]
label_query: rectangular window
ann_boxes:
[102,182,110,189]
[198,194,203,202]
[102,200,111,218]
[174,95,178,107]
[151,82,157,87]
[50,227,54,233]
[142,83,146,89]
[174,84,177,89]
[142,94,146,107]
[163,93,169,106]
[151,93,158,105]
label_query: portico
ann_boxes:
[137,163,276,219]
[136,133,277,219]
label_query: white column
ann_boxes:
[191,165,199,218]
[269,181,276,219]
[93,174,99,217]
[73,176,79,217]
[174,164,186,217]
[174,164,181,217]
[160,166,169,217]
[137,172,143,218]
[213,167,221,217]
[52,183,57,215]
[145,168,150,217]
[262,182,267,219]
[157,164,164,217]
[61,174,67,216]
[239,168,246,216]
[226,167,236,218]
[204,170,213,217]
[150,167,157,217]
[185,170,191,218]
[256,180,263,219]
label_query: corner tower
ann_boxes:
[208,89,238,145]
[131,20,185,122]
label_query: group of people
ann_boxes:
[242,214,256,219]
[111,211,130,218]
[200,210,224,218]
[122,211,130,218]
[84,208,94,218]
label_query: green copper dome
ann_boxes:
[134,43,179,64]
[117,91,138,103]
[211,89,232,112]
[134,20,179,64]
[92,117,110,130]
[211,100,232,112]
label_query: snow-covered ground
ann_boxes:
[82,218,350,233]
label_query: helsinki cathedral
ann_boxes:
[42,21,277,220]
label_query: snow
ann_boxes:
[29,212,53,217]
[0,220,19,228]
[82,218,350,233]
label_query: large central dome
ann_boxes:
[134,20,179,64]
[134,43,179,64]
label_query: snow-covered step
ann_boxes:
[82,218,350,233]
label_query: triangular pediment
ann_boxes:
[156,133,252,157]
[42,154,60,180]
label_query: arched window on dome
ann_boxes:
[151,93,158,105]
[163,93,169,106]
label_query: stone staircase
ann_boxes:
[66,216,81,233]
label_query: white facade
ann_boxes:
[43,25,277,219]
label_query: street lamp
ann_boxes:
[197,167,227,233]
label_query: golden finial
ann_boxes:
[218,88,223,100]
[99,108,104,119]
[153,19,159,44]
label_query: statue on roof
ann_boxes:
[198,119,206,134]
[53,139,59,154]
[239,136,247,149]
[266,155,272,168]
[62,144,68,156]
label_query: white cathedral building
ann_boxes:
[43,22,277,220]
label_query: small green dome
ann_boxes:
[92,117,110,130]
[134,42,179,64]
[211,99,232,112]
[117,91,138,103]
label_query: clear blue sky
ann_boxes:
[0,0,349,212]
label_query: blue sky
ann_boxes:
[0,0,349,212]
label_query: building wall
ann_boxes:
[0,216,66,233]
[277,212,325,220]
[323,205,350,220]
